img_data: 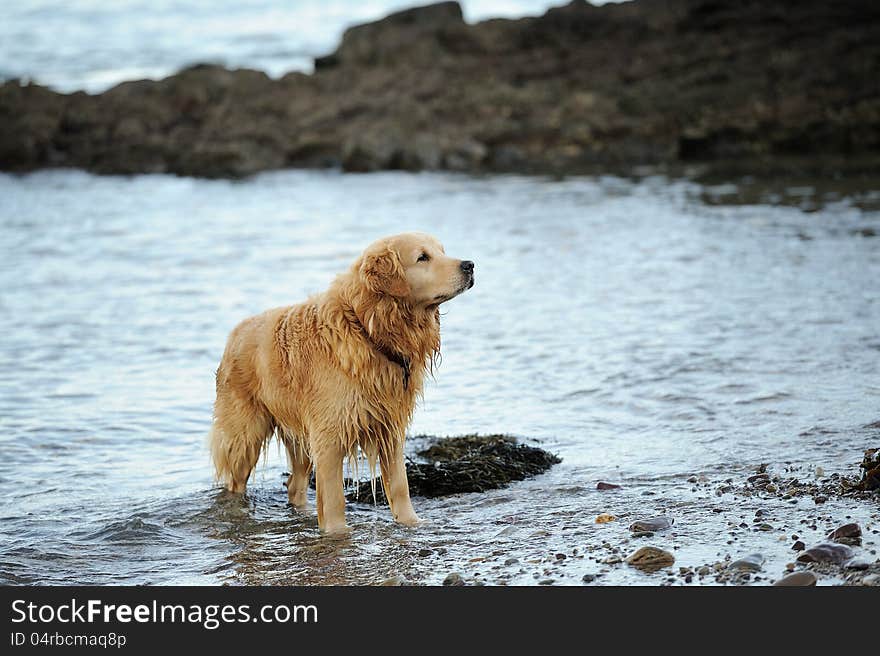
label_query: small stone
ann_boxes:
[796,543,854,565]
[754,523,774,532]
[827,523,861,542]
[418,548,433,557]
[504,557,519,566]
[773,571,817,586]
[555,553,566,560]
[815,466,824,478]
[765,484,777,493]
[845,559,870,571]
[625,546,675,572]
[697,566,711,576]
[538,579,555,585]
[597,481,621,490]
[728,553,765,572]
[582,574,596,583]
[792,540,806,551]
[602,555,623,565]
[813,495,827,504]
[861,574,880,586]
[595,513,616,523]
[629,516,673,532]
[443,572,465,586]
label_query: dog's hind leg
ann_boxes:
[210,392,273,494]
[284,436,312,508]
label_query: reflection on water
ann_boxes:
[0,169,878,585]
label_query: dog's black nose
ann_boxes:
[460,260,474,273]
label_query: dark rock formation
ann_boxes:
[2,0,880,178]
[334,434,560,502]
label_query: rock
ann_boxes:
[728,553,765,572]
[443,572,465,586]
[595,513,616,524]
[827,523,862,544]
[845,560,870,570]
[796,543,855,565]
[856,448,880,491]
[813,495,828,504]
[628,516,673,532]
[862,574,880,586]
[625,547,675,572]
[596,481,621,490]
[4,1,880,178]
[582,574,596,583]
[381,574,408,586]
[773,571,818,586]
[418,548,433,557]
[343,434,561,501]
[792,540,806,551]
[504,557,519,566]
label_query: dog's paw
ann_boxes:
[321,522,351,537]
[395,513,422,527]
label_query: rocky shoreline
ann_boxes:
[363,446,880,587]
[2,0,879,179]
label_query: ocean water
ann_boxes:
[0,169,878,585]
[0,0,569,93]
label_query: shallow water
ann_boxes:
[0,168,878,585]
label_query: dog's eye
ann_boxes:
[417,252,430,262]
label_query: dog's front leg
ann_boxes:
[314,443,348,535]
[380,447,421,526]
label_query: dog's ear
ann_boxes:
[360,247,411,298]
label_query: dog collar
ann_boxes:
[346,308,411,391]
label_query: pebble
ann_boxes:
[418,548,433,557]
[861,574,879,586]
[728,553,765,572]
[629,516,673,532]
[555,553,566,560]
[538,579,555,585]
[625,546,675,572]
[827,523,861,542]
[792,540,806,551]
[443,572,465,586]
[796,543,854,565]
[595,513,616,524]
[844,559,870,571]
[504,557,519,566]
[596,481,621,490]
[582,574,596,583]
[773,571,817,586]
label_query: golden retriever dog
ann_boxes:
[209,233,474,533]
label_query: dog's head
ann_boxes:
[358,233,474,307]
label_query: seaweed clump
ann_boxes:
[346,434,561,503]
